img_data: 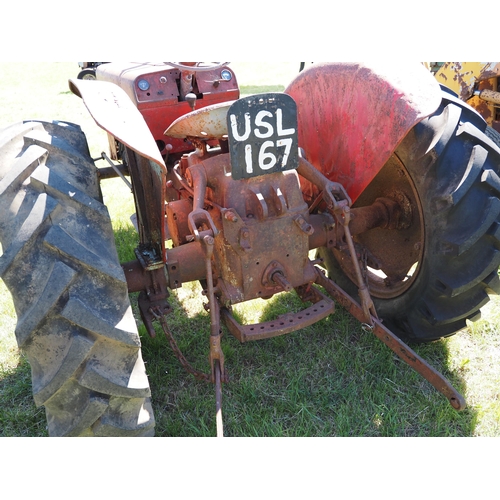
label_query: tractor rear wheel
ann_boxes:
[319,91,500,342]
[0,120,155,436]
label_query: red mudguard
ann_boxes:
[285,62,442,204]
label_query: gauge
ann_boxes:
[220,69,232,81]
[137,79,150,91]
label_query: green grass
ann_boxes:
[1,62,499,437]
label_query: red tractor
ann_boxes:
[1,62,499,436]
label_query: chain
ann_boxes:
[150,307,210,382]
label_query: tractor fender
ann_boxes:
[68,78,166,174]
[69,78,168,261]
[285,62,442,203]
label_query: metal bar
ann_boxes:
[215,360,224,438]
[97,164,129,181]
[339,205,378,322]
[314,267,466,411]
[221,294,334,342]
[202,234,226,437]
[100,152,133,190]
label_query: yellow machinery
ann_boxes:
[430,62,500,133]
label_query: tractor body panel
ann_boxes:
[285,62,442,204]
[69,78,166,169]
[95,62,239,156]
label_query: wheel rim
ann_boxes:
[333,153,425,299]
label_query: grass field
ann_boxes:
[1,62,499,438]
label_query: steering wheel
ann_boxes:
[165,62,230,72]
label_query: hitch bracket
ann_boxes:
[314,267,466,411]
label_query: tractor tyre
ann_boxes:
[0,120,155,436]
[318,90,500,342]
[485,126,500,149]
[77,69,97,80]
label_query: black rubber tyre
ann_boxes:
[0,120,155,436]
[485,125,500,149]
[319,90,500,342]
[77,69,97,80]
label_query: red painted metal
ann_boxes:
[142,94,239,155]
[285,62,442,204]
[95,62,239,156]
[69,78,166,169]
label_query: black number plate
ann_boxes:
[227,93,299,180]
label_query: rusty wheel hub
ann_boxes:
[334,154,424,299]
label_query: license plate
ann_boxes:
[227,93,299,180]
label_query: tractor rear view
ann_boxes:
[1,62,500,436]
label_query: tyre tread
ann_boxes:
[322,90,500,342]
[0,120,155,436]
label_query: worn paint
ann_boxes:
[433,62,500,128]
[435,62,500,100]
[165,101,234,139]
[69,78,166,170]
[285,63,442,204]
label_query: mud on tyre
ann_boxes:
[0,120,155,436]
[319,90,500,342]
